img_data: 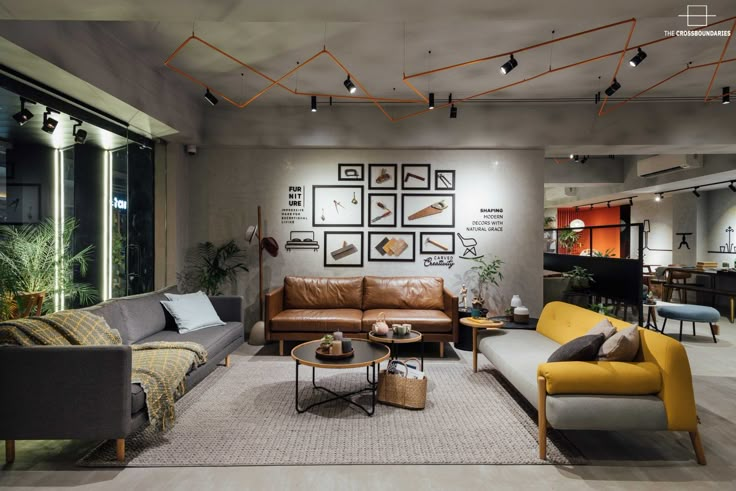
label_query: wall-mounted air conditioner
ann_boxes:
[637,154,703,178]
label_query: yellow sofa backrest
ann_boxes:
[537,301,698,431]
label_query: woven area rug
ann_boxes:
[79,358,584,466]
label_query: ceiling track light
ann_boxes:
[594,91,601,104]
[729,181,736,193]
[12,97,36,126]
[204,88,218,106]
[628,47,647,67]
[580,156,589,164]
[500,54,518,75]
[604,78,621,97]
[574,206,579,212]
[607,201,611,208]
[723,86,731,105]
[692,187,701,198]
[343,74,357,94]
[655,193,663,202]
[448,93,457,118]
[428,92,435,110]
[70,117,87,144]
[589,205,594,210]
[629,197,634,206]
[311,96,317,112]
[42,107,60,135]
[572,154,579,162]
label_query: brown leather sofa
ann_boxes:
[265,276,458,356]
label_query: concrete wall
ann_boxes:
[631,196,673,267]
[184,148,544,329]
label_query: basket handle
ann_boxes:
[387,359,408,378]
[402,358,422,370]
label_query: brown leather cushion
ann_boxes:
[270,309,363,332]
[283,276,363,310]
[362,309,451,333]
[363,276,444,310]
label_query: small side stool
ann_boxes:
[657,305,720,343]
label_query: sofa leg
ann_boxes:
[537,376,547,460]
[439,342,444,358]
[224,355,231,367]
[5,440,15,464]
[279,340,284,356]
[689,431,706,465]
[116,438,125,462]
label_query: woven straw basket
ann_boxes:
[377,358,427,410]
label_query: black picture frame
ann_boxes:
[312,185,365,227]
[401,163,431,190]
[419,232,456,255]
[368,163,397,190]
[367,193,397,228]
[434,170,455,190]
[338,163,364,181]
[368,231,416,262]
[1,183,41,224]
[324,231,364,267]
[401,193,455,228]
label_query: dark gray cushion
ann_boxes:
[547,334,606,363]
[117,292,171,344]
[137,322,244,358]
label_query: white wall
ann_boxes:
[631,196,673,267]
[184,148,544,328]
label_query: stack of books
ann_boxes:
[696,261,718,271]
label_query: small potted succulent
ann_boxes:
[319,334,334,351]
[504,306,515,322]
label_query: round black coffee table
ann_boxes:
[291,339,390,416]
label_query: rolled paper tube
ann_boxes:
[331,341,343,355]
[333,331,344,341]
[342,339,352,352]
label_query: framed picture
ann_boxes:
[0,183,41,225]
[324,231,364,267]
[368,163,397,190]
[367,193,397,227]
[435,170,455,190]
[401,163,431,190]
[401,193,455,228]
[312,185,364,227]
[338,163,364,181]
[420,232,456,255]
[368,232,415,262]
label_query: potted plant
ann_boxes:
[564,266,595,291]
[557,229,581,254]
[188,240,249,295]
[593,248,617,258]
[470,254,504,308]
[589,302,613,316]
[0,218,97,320]
[504,306,515,322]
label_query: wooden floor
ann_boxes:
[2,317,735,490]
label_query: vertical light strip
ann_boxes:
[108,151,113,300]
[102,150,110,301]
[59,149,65,310]
[53,149,60,311]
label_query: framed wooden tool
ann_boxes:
[434,170,455,190]
[324,231,364,267]
[401,164,431,190]
[420,232,456,255]
[312,185,364,227]
[368,193,397,228]
[368,232,415,262]
[401,194,455,228]
[368,164,397,190]
[338,163,364,181]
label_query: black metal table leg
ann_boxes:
[296,361,377,416]
[420,338,424,370]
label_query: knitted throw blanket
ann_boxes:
[0,310,208,431]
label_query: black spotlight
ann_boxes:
[692,187,701,198]
[723,86,731,105]
[12,97,35,126]
[580,155,589,164]
[589,204,594,210]
[500,54,518,75]
[42,108,59,134]
[343,74,357,94]
[574,206,579,212]
[607,201,611,208]
[572,154,579,162]
[729,181,736,192]
[655,193,663,202]
[428,92,435,110]
[629,48,647,67]
[311,96,317,112]
[450,105,457,118]
[70,117,87,144]
[629,197,634,206]
[605,78,621,96]
[204,88,218,106]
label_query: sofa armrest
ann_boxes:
[537,361,662,396]
[265,286,284,340]
[443,287,459,343]
[208,295,244,323]
[0,345,132,440]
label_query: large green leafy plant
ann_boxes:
[190,240,248,296]
[0,218,96,319]
[470,254,504,306]
[557,229,581,252]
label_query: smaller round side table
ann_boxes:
[459,318,504,373]
[368,330,424,369]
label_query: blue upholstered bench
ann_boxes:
[657,305,719,343]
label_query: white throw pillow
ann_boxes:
[161,291,225,333]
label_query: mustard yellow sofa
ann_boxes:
[478,301,704,464]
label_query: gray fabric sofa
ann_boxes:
[0,287,244,463]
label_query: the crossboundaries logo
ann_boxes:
[665,5,731,37]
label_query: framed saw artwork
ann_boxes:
[401,163,431,190]
[312,185,364,227]
[338,163,364,181]
[324,231,364,267]
[401,193,455,228]
[368,163,397,190]
[368,232,415,262]
[367,193,397,228]
[419,232,456,255]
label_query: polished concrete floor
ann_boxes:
[2,317,735,490]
